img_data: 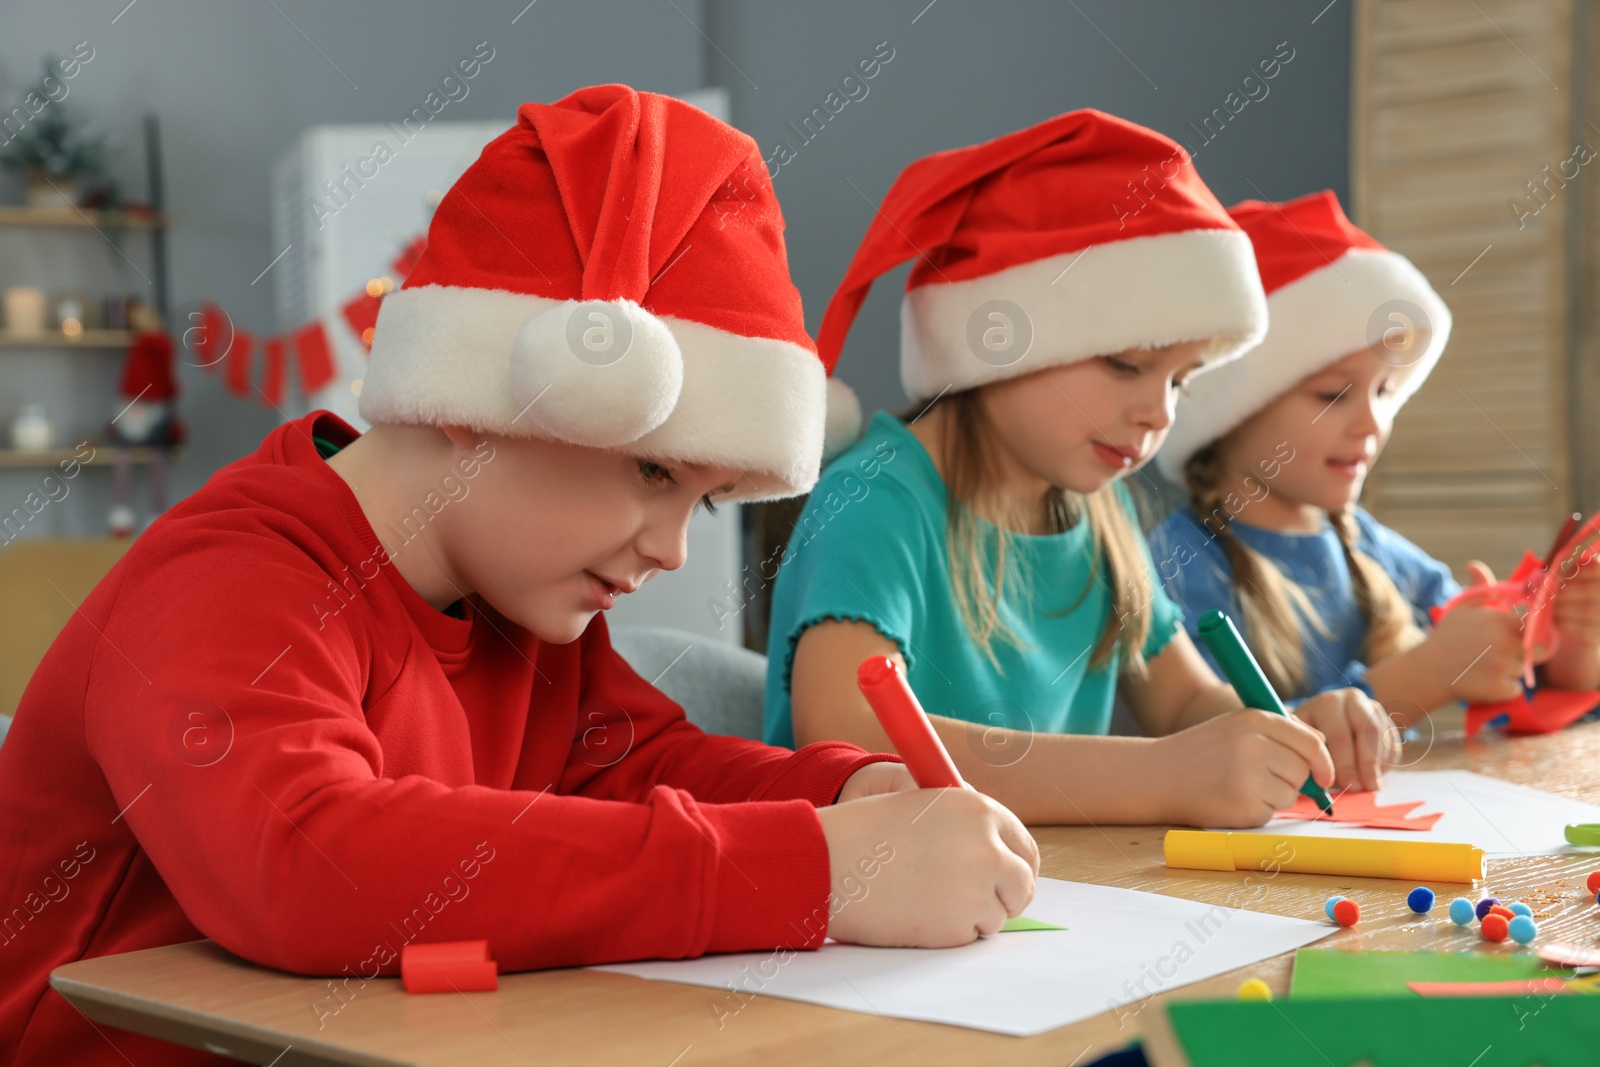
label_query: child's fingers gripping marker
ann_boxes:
[1448,897,1475,925]
[855,656,964,790]
[1406,887,1435,914]
[1332,898,1360,927]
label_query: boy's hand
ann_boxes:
[1153,707,1334,828]
[1293,687,1399,792]
[835,761,920,802]
[817,787,1038,948]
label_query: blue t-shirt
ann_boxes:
[1146,505,1461,701]
[763,411,1183,747]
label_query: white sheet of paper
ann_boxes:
[1250,769,1600,857]
[595,877,1331,1037]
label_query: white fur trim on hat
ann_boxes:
[361,284,827,501]
[1156,247,1452,481]
[899,228,1266,402]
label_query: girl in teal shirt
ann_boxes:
[766,110,1393,828]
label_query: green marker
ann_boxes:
[1197,609,1335,816]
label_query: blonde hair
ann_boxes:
[915,390,1153,675]
[1183,441,1422,696]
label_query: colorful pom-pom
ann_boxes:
[1508,915,1538,944]
[1237,978,1273,1001]
[1481,913,1510,942]
[1488,904,1516,921]
[1508,901,1533,918]
[1325,895,1346,921]
[1586,870,1600,895]
[1407,887,1435,914]
[1449,898,1475,925]
[1333,898,1360,927]
[1475,897,1500,921]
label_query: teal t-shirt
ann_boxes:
[762,410,1183,747]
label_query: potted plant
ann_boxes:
[0,57,111,209]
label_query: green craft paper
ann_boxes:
[1290,949,1570,998]
[1166,996,1600,1067]
[999,916,1065,932]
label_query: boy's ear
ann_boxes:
[439,424,479,450]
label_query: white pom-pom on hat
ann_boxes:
[508,298,685,448]
[823,375,863,461]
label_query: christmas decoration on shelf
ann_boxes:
[185,234,424,408]
[107,300,183,536]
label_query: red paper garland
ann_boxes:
[188,235,424,407]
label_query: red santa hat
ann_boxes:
[816,109,1268,407]
[359,85,830,500]
[1157,190,1451,481]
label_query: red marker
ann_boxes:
[856,656,964,789]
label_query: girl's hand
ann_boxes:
[1151,708,1335,828]
[1293,687,1400,792]
[817,787,1038,948]
[836,761,920,802]
[1424,562,1527,704]
[1544,553,1600,689]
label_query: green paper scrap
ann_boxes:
[999,916,1066,932]
[1162,996,1600,1067]
[1290,949,1571,998]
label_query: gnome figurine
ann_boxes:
[107,300,185,536]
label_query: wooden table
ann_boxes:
[52,713,1600,1066]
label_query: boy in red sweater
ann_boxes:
[0,86,1038,1066]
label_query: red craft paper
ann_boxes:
[1464,688,1600,737]
[1275,790,1443,831]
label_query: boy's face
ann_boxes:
[438,430,739,644]
[978,340,1208,496]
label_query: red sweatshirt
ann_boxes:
[0,411,890,1066]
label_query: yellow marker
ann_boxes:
[1163,830,1485,884]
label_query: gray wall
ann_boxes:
[0,0,1349,535]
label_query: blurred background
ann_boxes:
[0,1,1588,679]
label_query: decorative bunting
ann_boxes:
[260,338,287,406]
[292,321,336,394]
[223,330,255,397]
[190,233,423,408]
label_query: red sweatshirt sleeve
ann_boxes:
[81,534,893,976]
[560,618,895,807]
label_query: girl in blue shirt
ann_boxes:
[767,113,1392,828]
[1151,191,1600,727]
